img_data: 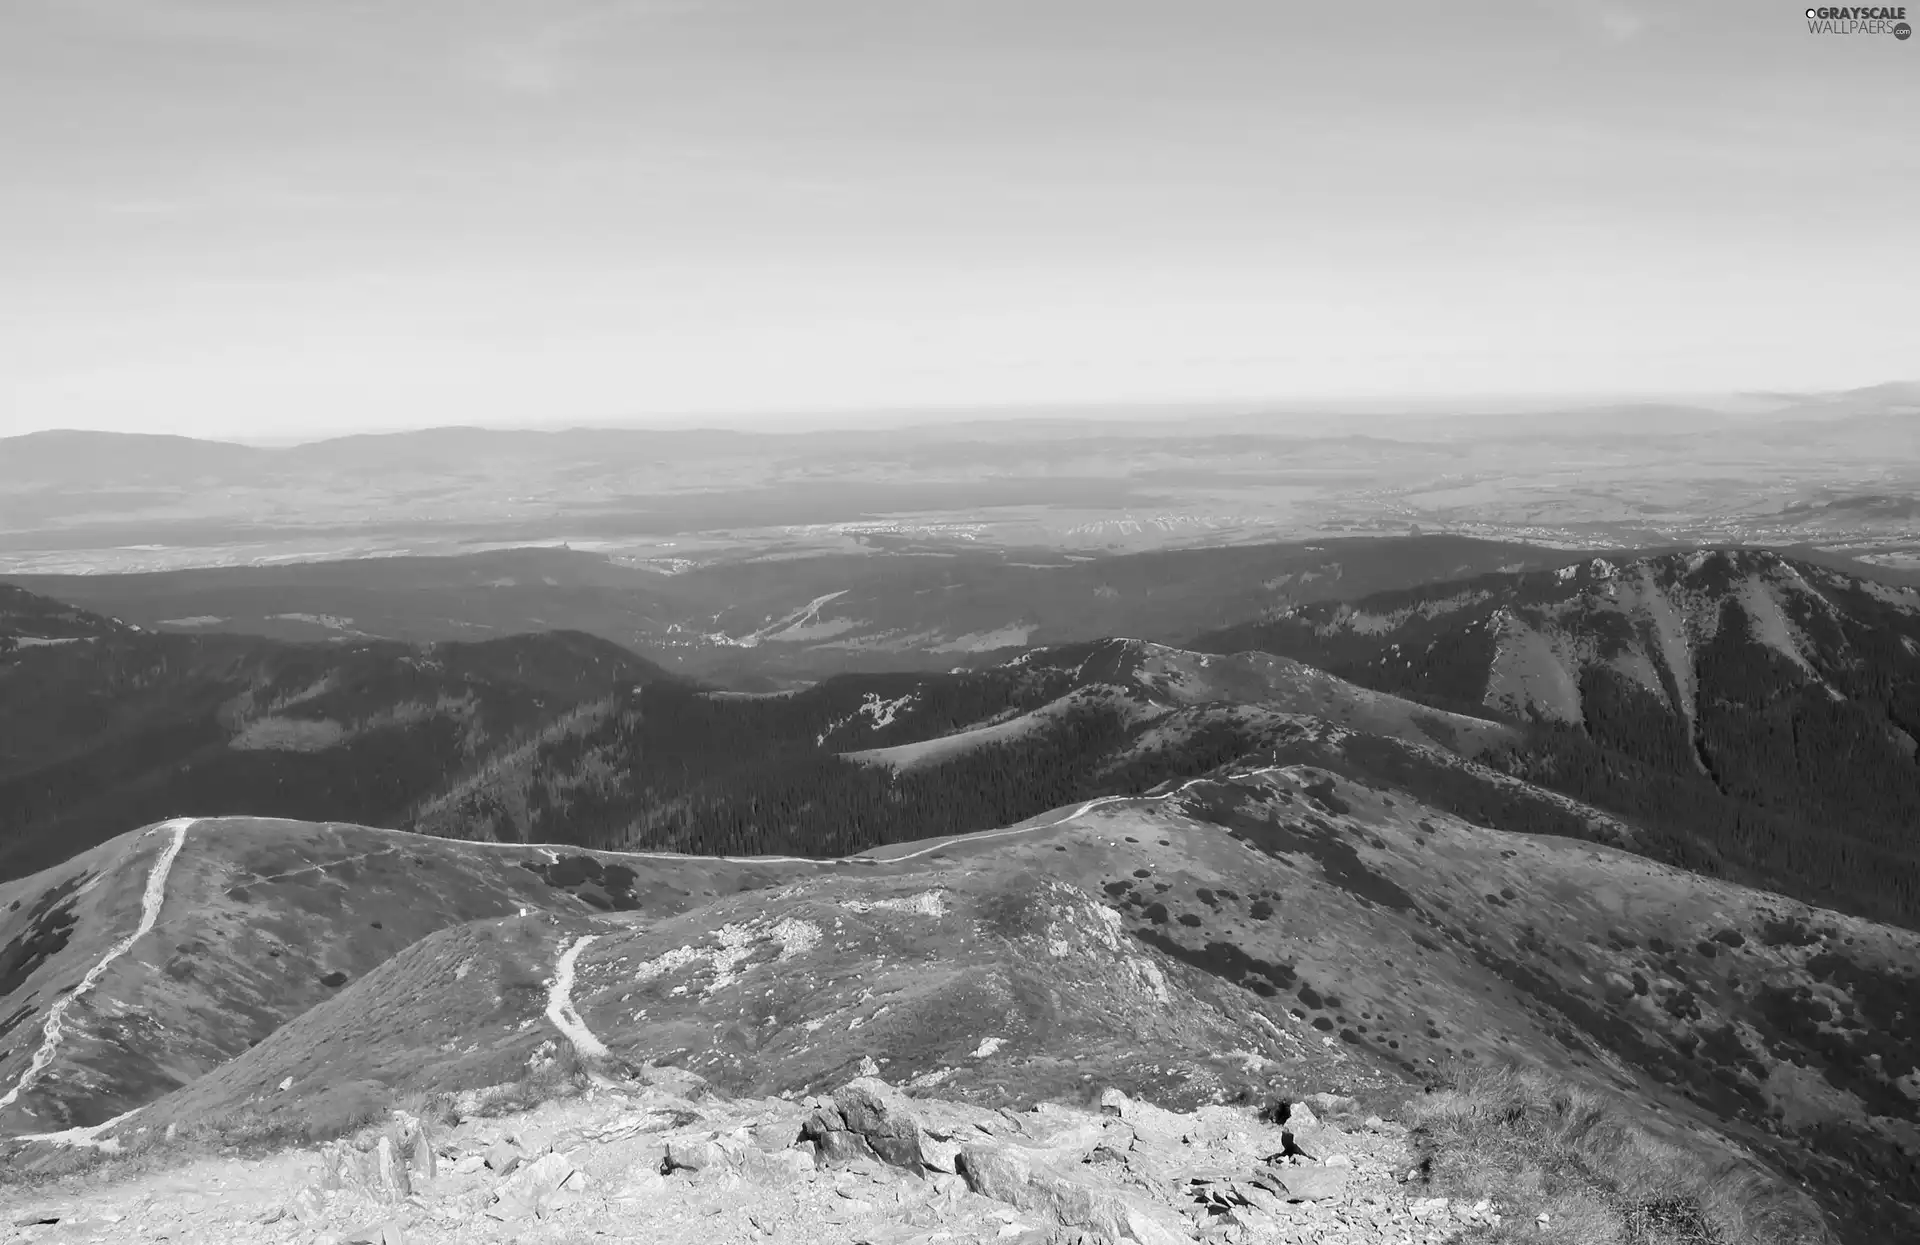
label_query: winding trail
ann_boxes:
[0,818,195,1122]
[546,934,611,1060]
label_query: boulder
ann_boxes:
[833,1078,928,1172]
[751,1114,806,1152]
[664,1135,729,1173]
[804,1104,848,1136]
[815,1129,881,1164]
[919,1135,964,1174]
[958,1141,1189,1245]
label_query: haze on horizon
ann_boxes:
[2,0,1915,442]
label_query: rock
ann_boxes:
[406,1125,435,1181]
[319,1137,410,1201]
[1274,1166,1350,1202]
[751,1114,805,1152]
[959,1141,1189,1245]
[451,1154,485,1175]
[1280,1102,1317,1129]
[857,1055,881,1077]
[1305,1093,1357,1116]
[805,1104,848,1135]
[484,1140,522,1175]
[834,1077,929,1172]
[741,1146,815,1186]
[343,1218,407,1245]
[288,1187,327,1226]
[816,1128,881,1164]
[374,1136,408,1198]
[487,1151,584,1221]
[1099,1087,1132,1118]
[919,1135,964,1173]
[665,1135,729,1172]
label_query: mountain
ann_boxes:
[1195,548,1920,931]
[7,536,1602,684]
[0,590,675,882]
[2,578,1575,882]
[0,583,137,648]
[403,637,1534,858]
[4,760,1902,1240]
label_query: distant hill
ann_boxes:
[1,579,1590,885]
[9,536,1600,684]
[1194,548,1920,928]
[404,636,1562,861]
[0,589,675,882]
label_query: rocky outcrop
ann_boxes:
[3,1071,1502,1245]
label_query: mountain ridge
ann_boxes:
[1194,547,1920,929]
[5,757,1914,1240]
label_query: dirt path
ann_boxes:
[545,934,610,1060]
[3,818,195,1128]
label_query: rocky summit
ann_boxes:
[3,1067,1533,1245]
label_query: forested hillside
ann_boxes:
[0,592,672,881]
[1195,548,1920,927]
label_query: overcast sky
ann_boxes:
[2,0,1915,439]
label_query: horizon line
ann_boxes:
[5,378,1916,448]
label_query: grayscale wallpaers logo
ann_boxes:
[1806,5,1911,35]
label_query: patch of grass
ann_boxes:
[1406,1064,1832,1245]
[472,1035,598,1118]
[0,1082,464,1195]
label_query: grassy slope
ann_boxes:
[23,766,1911,1239]
[0,817,820,1133]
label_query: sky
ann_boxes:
[1,0,1916,440]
